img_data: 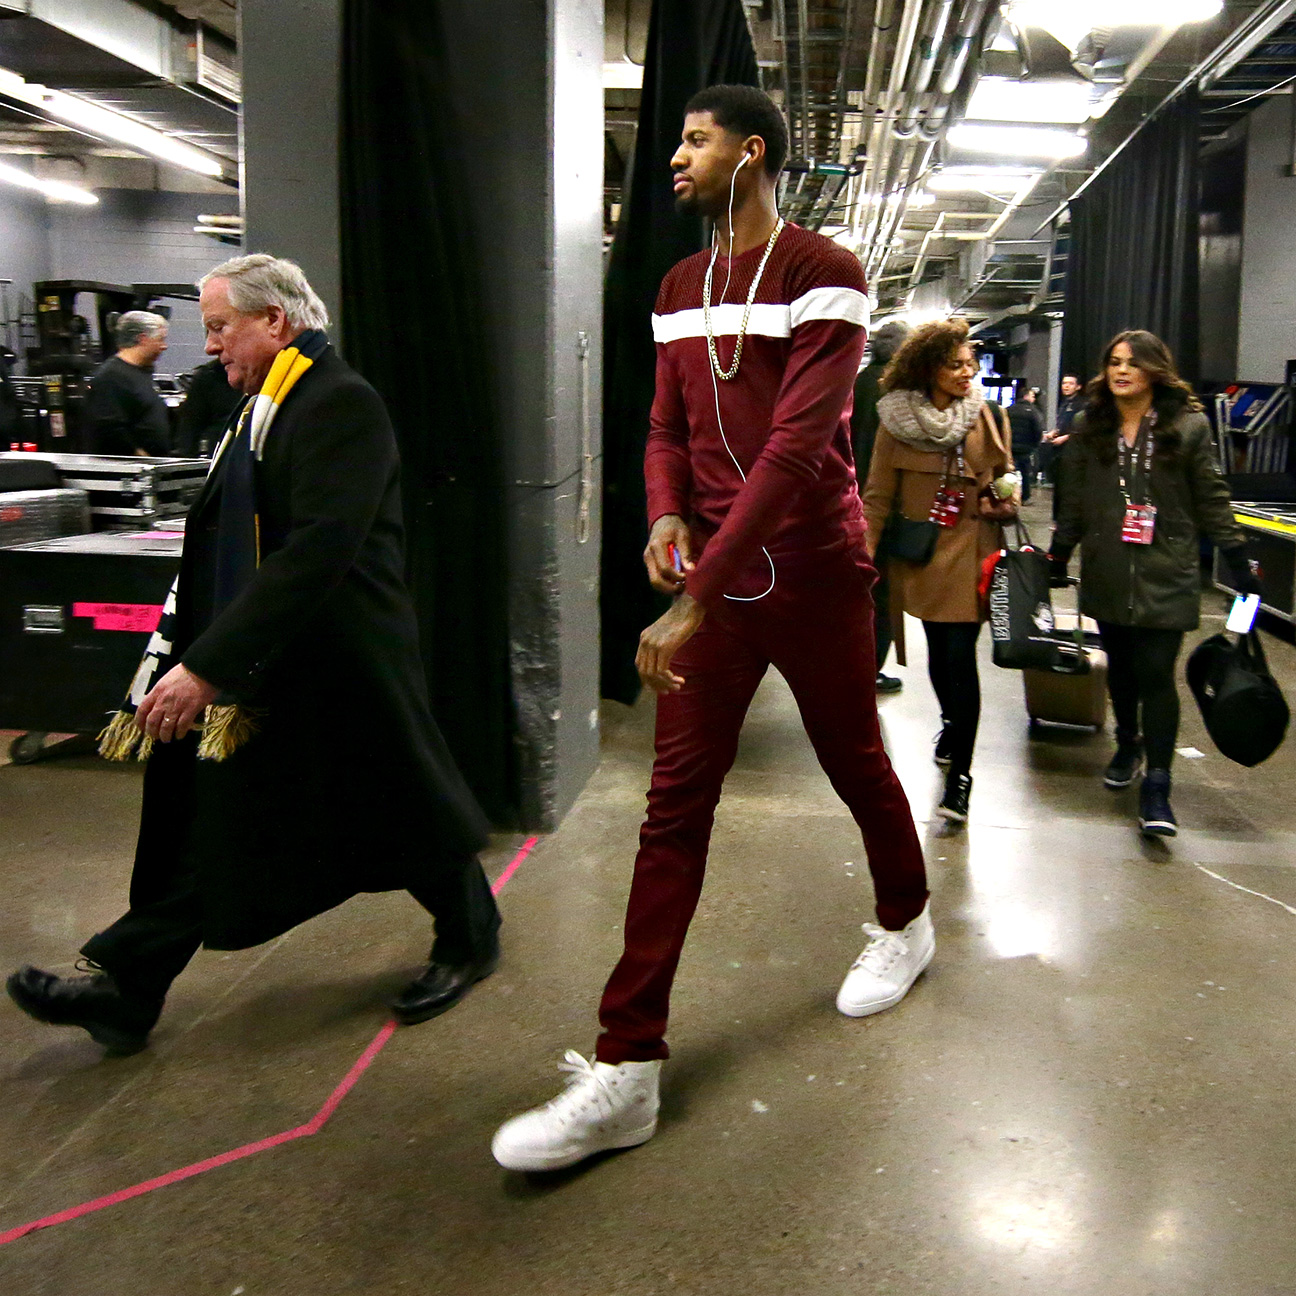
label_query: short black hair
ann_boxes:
[684,84,789,177]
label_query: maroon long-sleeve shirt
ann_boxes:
[647,222,871,606]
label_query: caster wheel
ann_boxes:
[9,732,48,764]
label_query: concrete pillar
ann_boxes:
[237,0,343,333]
[433,0,604,828]
[237,0,604,830]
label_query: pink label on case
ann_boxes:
[71,602,164,633]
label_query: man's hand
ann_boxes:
[644,514,694,595]
[136,664,220,742]
[636,595,706,695]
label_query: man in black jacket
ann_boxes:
[8,255,500,1054]
[85,311,173,457]
[1006,386,1045,504]
[850,320,910,694]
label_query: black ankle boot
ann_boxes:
[934,726,953,768]
[1139,769,1177,838]
[6,965,161,1054]
[1104,737,1144,789]
[938,771,972,824]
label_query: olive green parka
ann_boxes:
[1054,408,1244,630]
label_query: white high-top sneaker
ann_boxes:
[835,903,935,1018]
[491,1050,661,1172]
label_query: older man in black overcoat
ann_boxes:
[8,255,500,1054]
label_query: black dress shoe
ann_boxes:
[390,945,500,1026]
[875,672,903,695]
[6,965,160,1055]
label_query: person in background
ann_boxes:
[85,311,173,457]
[861,319,1018,825]
[1048,331,1260,838]
[1006,385,1045,504]
[176,355,242,458]
[851,319,911,694]
[1042,372,1083,515]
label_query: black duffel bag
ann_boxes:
[1186,631,1289,767]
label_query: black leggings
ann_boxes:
[923,621,982,777]
[1096,623,1185,771]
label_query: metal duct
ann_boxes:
[893,0,957,137]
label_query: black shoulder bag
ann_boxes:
[880,450,955,566]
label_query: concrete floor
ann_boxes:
[2,494,1295,1295]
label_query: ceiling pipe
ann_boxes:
[854,0,927,258]
[921,0,993,140]
[893,0,958,137]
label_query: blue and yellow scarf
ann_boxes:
[99,329,329,762]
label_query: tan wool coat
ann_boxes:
[861,403,1015,660]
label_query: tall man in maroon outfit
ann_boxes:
[493,86,932,1173]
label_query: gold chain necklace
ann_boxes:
[703,217,785,382]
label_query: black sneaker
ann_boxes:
[937,772,972,824]
[1104,740,1143,789]
[1138,770,1178,838]
[6,964,160,1054]
[934,726,953,768]
[876,673,903,695]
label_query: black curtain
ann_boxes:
[1063,88,1202,386]
[339,2,516,823]
[600,0,758,703]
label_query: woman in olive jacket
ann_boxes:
[1050,330,1259,838]
[862,318,1018,824]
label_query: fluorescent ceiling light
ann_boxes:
[965,77,1096,125]
[0,67,225,178]
[0,158,97,205]
[928,168,1042,193]
[40,90,225,178]
[1006,0,1224,52]
[949,123,1087,159]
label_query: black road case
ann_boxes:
[0,488,91,548]
[0,531,182,735]
[0,452,208,530]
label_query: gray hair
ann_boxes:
[115,310,168,350]
[870,320,911,367]
[198,254,330,331]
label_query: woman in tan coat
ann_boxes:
[861,318,1017,823]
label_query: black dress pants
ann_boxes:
[82,855,501,1005]
[1096,622,1186,771]
[923,621,982,777]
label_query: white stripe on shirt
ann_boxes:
[652,286,870,344]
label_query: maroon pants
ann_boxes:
[596,547,929,1064]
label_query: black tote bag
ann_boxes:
[1186,630,1289,767]
[989,522,1089,673]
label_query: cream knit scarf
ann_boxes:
[877,387,985,452]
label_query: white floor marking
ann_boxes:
[1194,863,1296,917]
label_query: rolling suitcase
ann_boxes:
[1023,611,1108,732]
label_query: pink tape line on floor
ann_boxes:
[0,834,541,1247]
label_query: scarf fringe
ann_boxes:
[98,711,152,762]
[196,704,259,762]
[98,705,258,763]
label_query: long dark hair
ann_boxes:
[1079,330,1202,464]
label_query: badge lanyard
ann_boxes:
[929,442,968,529]
[1119,414,1157,545]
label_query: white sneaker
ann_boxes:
[491,1050,661,1172]
[835,904,935,1018]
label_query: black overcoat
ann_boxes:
[128,346,490,949]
